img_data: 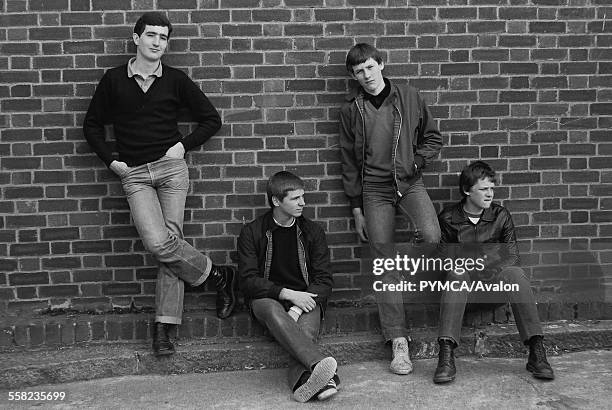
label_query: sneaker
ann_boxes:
[293,357,337,403]
[316,374,340,401]
[390,337,413,375]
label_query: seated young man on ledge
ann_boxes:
[434,161,555,384]
[237,171,339,402]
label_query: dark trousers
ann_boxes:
[251,298,325,390]
[438,266,543,345]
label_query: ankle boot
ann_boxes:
[152,322,175,357]
[526,335,555,380]
[433,339,456,384]
[209,265,236,319]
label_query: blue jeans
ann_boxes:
[363,178,441,341]
[251,298,325,391]
[438,266,543,345]
[121,155,212,325]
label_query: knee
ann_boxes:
[499,266,527,284]
[146,233,178,258]
[417,222,441,244]
[445,270,469,282]
[251,298,285,322]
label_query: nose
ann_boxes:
[298,197,305,206]
[152,35,160,45]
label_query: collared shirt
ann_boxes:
[127,57,163,92]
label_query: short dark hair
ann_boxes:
[266,171,305,208]
[133,12,173,37]
[345,43,384,74]
[459,161,497,197]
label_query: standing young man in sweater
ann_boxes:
[339,43,443,375]
[238,172,338,402]
[83,12,236,356]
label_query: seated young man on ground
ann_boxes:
[433,161,555,384]
[237,171,339,402]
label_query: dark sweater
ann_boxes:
[269,224,307,292]
[83,63,221,167]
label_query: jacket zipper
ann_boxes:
[354,99,366,193]
[392,103,403,198]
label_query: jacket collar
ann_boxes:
[451,201,496,224]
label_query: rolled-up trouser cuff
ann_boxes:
[382,327,410,343]
[191,255,213,287]
[155,315,182,325]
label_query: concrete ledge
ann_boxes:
[1,319,611,390]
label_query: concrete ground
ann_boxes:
[1,349,611,410]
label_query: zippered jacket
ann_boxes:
[339,80,443,209]
[237,211,333,307]
[438,201,520,276]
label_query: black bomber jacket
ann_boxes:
[237,211,333,307]
[438,201,520,272]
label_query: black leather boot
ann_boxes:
[152,322,175,357]
[209,265,236,319]
[526,335,555,380]
[433,338,456,384]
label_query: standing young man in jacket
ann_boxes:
[238,171,338,403]
[433,161,554,383]
[83,12,236,357]
[339,43,443,375]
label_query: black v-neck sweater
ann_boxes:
[83,64,221,167]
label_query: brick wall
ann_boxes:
[1,0,611,315]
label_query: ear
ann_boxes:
[379,62,385,71]
[271,196,281,207]
[132,33,140,46]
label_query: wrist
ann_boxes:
[289,306,303,315]
[279,288,291,301]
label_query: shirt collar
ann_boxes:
[127,57,163,79]
[451,201,496,224]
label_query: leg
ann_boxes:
[363,185,408,342]
[498,266,554,380]
[251,299,336,402]
[434,270,470,384]
[396,178,441,244]
[438,271,471,346]
[499,266,543,342]
[122,158,212,325]
[252,298,326,369]
[287,307,322,391]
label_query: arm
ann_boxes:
[339,107,368,241]
[178,72,222,152]
[83,72,115,167]
[305,225,334,304]
[338,105,363,210]
[414,92,443,170]
[237,224,283,300]
[498,208,520,268]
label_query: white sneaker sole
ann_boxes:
[293,357,337,403]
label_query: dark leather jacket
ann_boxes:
[237,211,333,307]
[339,80,443,209]
[438,202,520,273]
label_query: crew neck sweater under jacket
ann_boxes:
[83,63,221,167]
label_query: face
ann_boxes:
[465,177,495,211]
[133,25,169,63]
[273,189,305,219]
[351,58,385,95]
